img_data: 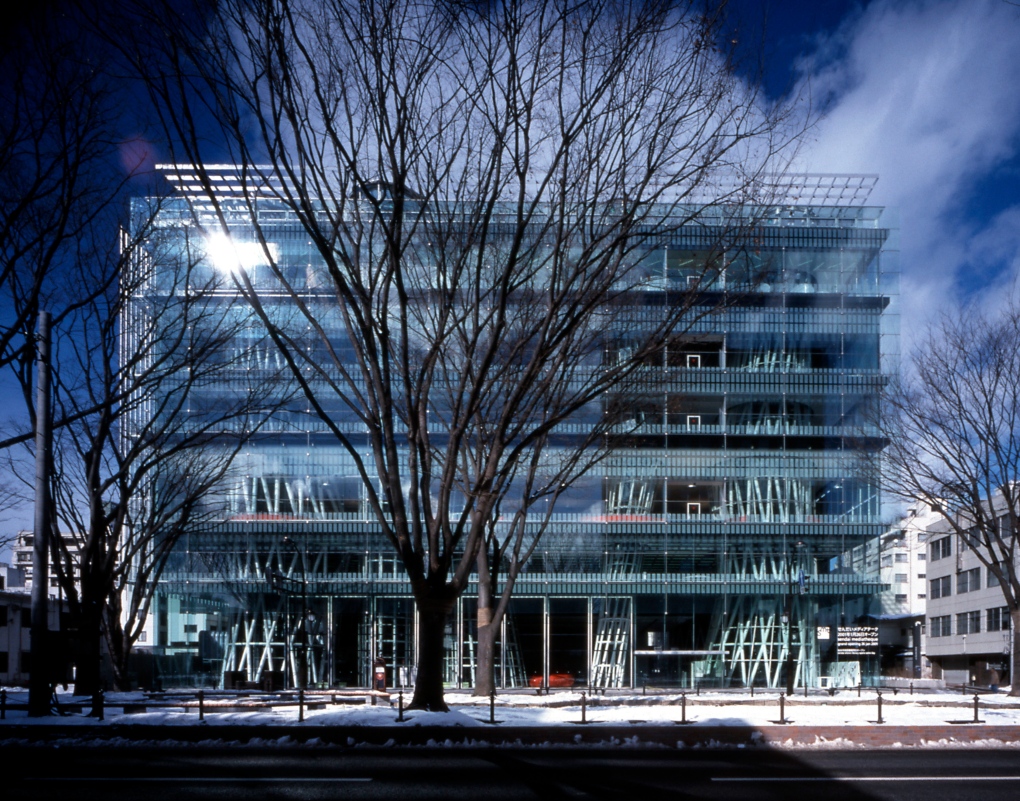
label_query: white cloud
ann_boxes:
[792,0,1020,348]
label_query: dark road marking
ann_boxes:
[714,776,1020,783]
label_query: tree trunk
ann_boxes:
[474,616,497,697]
[73,600,104,697]
[408,593,455,711]
[473,547,495,696]
[104,600,132,692]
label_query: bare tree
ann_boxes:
[27,201,279,693]
[128,0,798,708]
[0,8,138,405]
[875,298,1020,696]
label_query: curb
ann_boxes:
[3,723,1020,748]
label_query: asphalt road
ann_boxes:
[2,745,1020,800]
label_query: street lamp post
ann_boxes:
[785,542,804,696]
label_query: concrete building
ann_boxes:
[134,169,898,691]
[925,512,1014,688]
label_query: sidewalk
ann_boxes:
[3,687,1020,748]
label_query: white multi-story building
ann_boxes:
[842,503,940,677]
[925,512,1014,688]
[13,530,81,600]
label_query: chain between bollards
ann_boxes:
[876,690,883,724]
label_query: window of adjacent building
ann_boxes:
[918,573,926,580]
[895,594,908,603]
[930,615,951,637]
[988,562,1008,588]
[957,610,981,635]
[895,553,908,563]
[881,555,893,567]
[895,573,908,584]
[16,552,30,563]
[957,567,981,594]
[917,553,926,562]
[930,576,951,599]
[930,537,952,561]
[918,594,926,599]
[987,606,1011,632]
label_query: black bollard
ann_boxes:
[681,692,687,724]
[643,682,646,697]
[398,691,405,722]
[779,692,786,724]
[198,689,205,722]
[910,682,913,696]
[91,690,104,721]
[299,689,304,722]
[489,692,495,725]
[581,692,587,725]
[974,693,981,724]
[804,681,808,698]
[750,684,754,698]
[877,690,883,724]
[857,683,862,698]
[1,688,5,720]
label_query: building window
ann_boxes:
[917,573,926,579]
[930,537,951,561]
[880,555,893,567]
[987,607,1011,632]
[138,631,147,643]
[16,552,30,563]
[895,594,908,603]
[918,594,926,599]
[895,553,908,563]
[988,562,1008,588]
[957,567,981,594]
[930,576,951,600]
[895,573,908,584]
[930,615,952,637]
[917,553,926,562]
[957,610,981,635]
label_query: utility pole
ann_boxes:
[28,311,52,717]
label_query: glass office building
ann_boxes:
[133,172,896,690]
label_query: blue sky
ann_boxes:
[730,0,1020,337]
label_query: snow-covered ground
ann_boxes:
[2,686,1019,730]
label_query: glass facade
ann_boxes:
[131,184,896,691]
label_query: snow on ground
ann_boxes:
[2,685,1020,730]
